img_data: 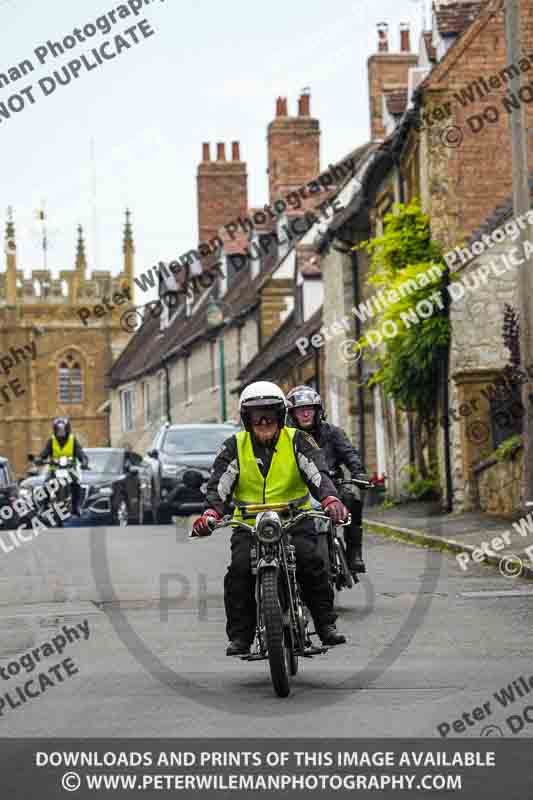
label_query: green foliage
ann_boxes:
[494,434,523,463]
[355,198,450,419]
[401,465,440,501]
[379,497,397,510]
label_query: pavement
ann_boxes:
[364,502,533,581]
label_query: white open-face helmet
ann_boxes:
[239,381,287,431]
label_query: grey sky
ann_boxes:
[0,0,424,301]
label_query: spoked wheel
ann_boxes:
[286,625,298,676]
[260,569,291,697]
[334,538,353,589]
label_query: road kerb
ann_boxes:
[363,518,533,581]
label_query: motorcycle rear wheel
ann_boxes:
[260,569,291,698]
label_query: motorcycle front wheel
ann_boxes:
[260,569,291,698]
[334,538,353,590]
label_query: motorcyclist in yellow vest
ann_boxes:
[193,381,349,656]
[36,417,89,516]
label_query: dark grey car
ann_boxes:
[144,423,241,523]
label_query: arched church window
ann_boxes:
[58,353,83,403]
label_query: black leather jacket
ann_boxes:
[307,421,364,480]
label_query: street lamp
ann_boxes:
[206,301,227,422]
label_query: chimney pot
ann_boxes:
[298,92,311,116]
[377,22,389,53]
[400,23,411,53]
[276,97,288,117]
[202,142,210,161]
[216,142,226,161]
[232,141,240,160]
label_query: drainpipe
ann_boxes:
[441,266,453,512]
[164,362,172,423]
[395,154,415,467]
[314,346,321,395]
[350,247,366,466]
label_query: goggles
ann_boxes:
[249,409,279,425]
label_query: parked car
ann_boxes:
[0,456,22,529]
[145,422,241,522]
[19,448,154,527]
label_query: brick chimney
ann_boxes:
[367,22,417,140]
[197,140,248,247]
[400,22,411,53]
[267,92,320,203]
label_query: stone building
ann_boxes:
[448,185,533,513]
[0,209,134,476]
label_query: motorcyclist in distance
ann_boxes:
[192,380,349,656]
[35,417,89,517]
[287,386,368,575]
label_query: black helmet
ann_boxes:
[53,417,71,439]
[286,386,325,426]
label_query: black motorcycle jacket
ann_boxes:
[306,421,364,480]
[204,427,339,517]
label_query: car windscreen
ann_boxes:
[86,451,124,473]
[161,428,237,455]
[0,466,8,488]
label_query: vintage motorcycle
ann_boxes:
[192,493,341,698]
[328,475,375,591]
[25,454,82,527]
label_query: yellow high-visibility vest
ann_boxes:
[233,427,311,521]
[51,434,74,460]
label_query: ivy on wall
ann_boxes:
[355,198,450,422]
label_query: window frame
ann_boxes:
[120,386,135,433]
[57,354,83,404]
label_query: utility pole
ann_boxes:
[505,0,533,506]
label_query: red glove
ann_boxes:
[321,496,349,524]
[192,509,221,537]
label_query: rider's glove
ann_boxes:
[321,496,349,524]
[192,509,221,537]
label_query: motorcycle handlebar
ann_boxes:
[204,508,351,535]
[337,476,375,489]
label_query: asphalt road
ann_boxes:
[1,518,532,738]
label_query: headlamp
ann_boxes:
[256,511,282,544]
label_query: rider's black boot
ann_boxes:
[317,624,346,646]
[226,639,251,657]
[345,527,366,574]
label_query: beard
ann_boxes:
[252,423,279,444]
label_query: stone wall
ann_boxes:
[449,239,520,510]
[476,447,523,517]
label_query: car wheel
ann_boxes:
[156,506,173,524]
[146,481,158,523]
[112,496,129,527]
[137,491,145,525]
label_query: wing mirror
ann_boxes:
[182,469,205,490]
[147,449,158,459]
